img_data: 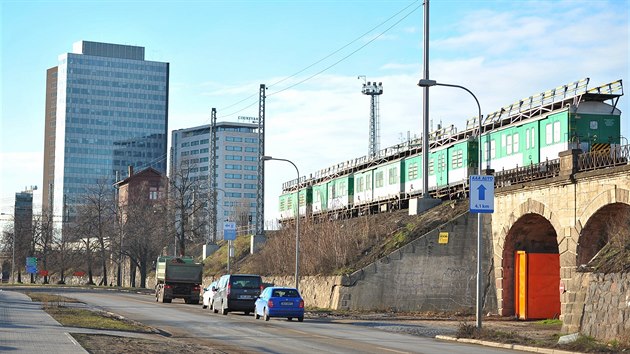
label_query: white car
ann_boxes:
[202,281,218,310]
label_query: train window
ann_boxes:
[546,123,553,144]
[452,150,463,168]
[526,129,530,149]
[314,190,320,203]
[429,160,434,175]
[375,171,384,188]
[531,128,535,148]
[554,121,561,143]
[388,167,398,185]
[513,134,519,153]
[357,177,364,192]
[408,162,418,180]
[507,135,513,154]
[366,174,372,188]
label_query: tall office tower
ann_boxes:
[170,119,259,242]
[42,41,169,226]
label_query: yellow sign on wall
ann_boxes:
[438,232,449,244]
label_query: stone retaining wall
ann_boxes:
[569,272,630,342]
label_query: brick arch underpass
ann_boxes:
[491,158,630,323]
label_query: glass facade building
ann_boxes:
[170,121,260,241]
[43,41,169,224]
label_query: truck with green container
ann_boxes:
[155,256,203,304]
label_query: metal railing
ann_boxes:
[494,158,561,187]
[578,144,630,172]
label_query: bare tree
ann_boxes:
[122,182,172,288]
[169,160,210,256]
[76,179,116,286]
[32,212,55,283]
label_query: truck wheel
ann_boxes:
[298,316,304,322]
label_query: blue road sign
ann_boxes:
[470,175,495,213]
[223,221,237,241]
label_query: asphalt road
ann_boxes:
[23,288,523,354]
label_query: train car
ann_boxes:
[312,182,328,215]
[278,187,312,220]
[369,159,404,203]
[353,169,373,206]
[401,139,476,197]
[482,101,622,171]
[401,154,422,197]
[327,174,354,211]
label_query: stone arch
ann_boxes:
[495,198,562,316]
[576,188,630,267]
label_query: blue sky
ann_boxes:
[1,0,628,222]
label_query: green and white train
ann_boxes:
[278,78,624,220]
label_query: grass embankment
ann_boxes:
[25,292,153,332]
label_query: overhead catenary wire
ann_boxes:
[212,1,421,120]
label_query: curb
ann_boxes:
[435,335,579,354]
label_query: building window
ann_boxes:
[226,146,242,151]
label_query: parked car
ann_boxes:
[202,280,218,310]
[212,274,263,315]
[254,286,304,322]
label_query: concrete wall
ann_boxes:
[334,212,498,313]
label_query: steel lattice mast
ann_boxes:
[361,81,383,159]
[255,84,266,238]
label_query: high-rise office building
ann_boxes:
[43,41,169,225]
[170,119,260,241]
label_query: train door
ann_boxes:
[523,121,539,165]
[514,251,561,320]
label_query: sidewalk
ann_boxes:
[0,289,88,354]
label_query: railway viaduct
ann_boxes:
[491,147,630,332]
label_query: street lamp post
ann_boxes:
[417,79,484,329]
[261,156,300,290]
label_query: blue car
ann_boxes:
[254,287,304,322]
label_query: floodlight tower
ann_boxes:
[361,79,384,159]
